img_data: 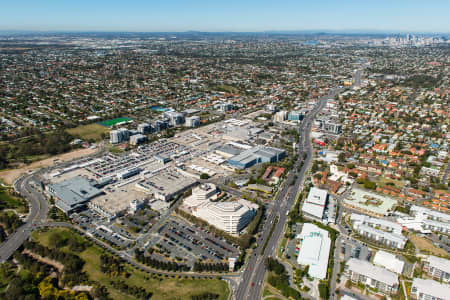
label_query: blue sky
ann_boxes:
[1,0,449,32]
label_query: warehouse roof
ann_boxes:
[48,176,103,212]
[373,250,404,274]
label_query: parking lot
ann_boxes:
[145,217,241,267]
[340,237,372,261]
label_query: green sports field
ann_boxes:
[99,117,133,127]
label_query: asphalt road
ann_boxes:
[235,90,336,300]
[0,172,48,262]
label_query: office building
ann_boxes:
[185,116,201,128]
[273,111,288,122]
[411,278,449,300]
[138,123,151,134]
[346,258,399,295]
[193,199,258,234]
[218,103,234,112]
[287,111,304,121]
[302,187,328,220]
[164,111,185,126]
[153,120,168,132]
[110,128,130,144]
[296,223,331,279]
[423,255,450,283]
[129,134,147,145]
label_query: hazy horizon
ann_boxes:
[1,0,449,33]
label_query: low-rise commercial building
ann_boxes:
[302,187,328,221]
[227,145,286,169]
[373,250,404,274]
[296,223,331,279]
[46,176,104,213]
[136,169,197,201]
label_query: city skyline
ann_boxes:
[1,0,449,33]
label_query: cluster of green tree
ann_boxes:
[100,254,126,276]
[0,226,6,242]
[265,257,285,274]
[402,74,442,88]
[48,206,71,222]
[356,178,377,190]
[395,205,411,214]
[0,129,76,167]
[0,211,23,234]
[135,249,190,272]
[193,261,228,273]
[4,253,52,299]
[47,230,88,252]
[23,240,88,287]
[0,187,28,211]
[318,281,329,299]
[265,257,304,299]
[190,292,220,300]
[91,284,111,300]
[110,280,152,300]
[39,276,89,300]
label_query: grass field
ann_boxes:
[98,117,133,127]
[409,233,448,257]
[67,123,110,141]
[31,228,230,300]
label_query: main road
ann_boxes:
[0,172,48,262]
[235,89,338,300]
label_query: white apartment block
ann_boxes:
[423,255,450,283]
[411,205,450,223]
[346,258,399,295]
[351,213,402,234]
[411,278,450,300]
[355,224,407,249]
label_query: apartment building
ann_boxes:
[346,258,399,295]
[423,256,450,283]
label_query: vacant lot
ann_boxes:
[409,233,448,257]
[67,123,110,141]
[0,147,97,185]
[32,228,230,300]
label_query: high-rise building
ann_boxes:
[164,111,185,126]
[110,128,130,144]
[185,116,201,127]
[138,123,151,134]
